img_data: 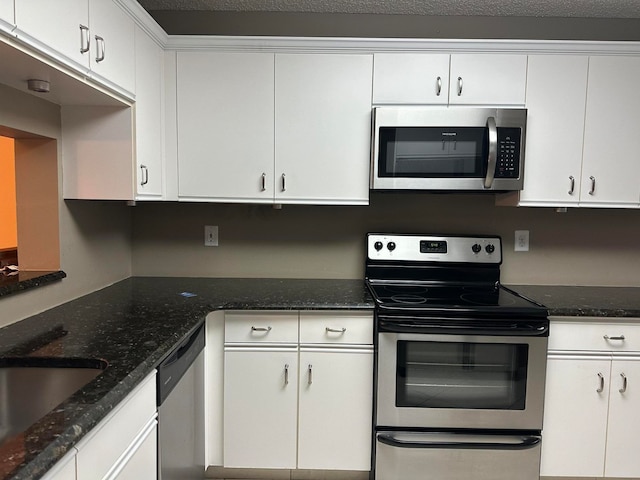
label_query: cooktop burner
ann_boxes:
[365,233,548,319]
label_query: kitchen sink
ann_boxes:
[0,358,107,444]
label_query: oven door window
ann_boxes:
[378,127,488,178]
[396,341,528,410]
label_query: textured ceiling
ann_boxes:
[137,0,640,18]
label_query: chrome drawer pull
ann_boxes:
[436,76,442,96]
[457,76,463,96]
[620,373,628,393]
[284,364,289,385]
[568,175,575,195]
[308,364,313,385]
[604,335,625,341]
[326,327,346,334]
[589,176,596,195]
[597,372,605,393]
[251,326,272,332]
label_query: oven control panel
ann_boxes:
[368,234,502,264]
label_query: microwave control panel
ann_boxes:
[495,127,521,178]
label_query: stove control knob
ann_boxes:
[485,244,496,254]
[374,241,384,251]
[387,241,396,251]
[472,243,482,254]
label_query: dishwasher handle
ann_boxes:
[157,322,205,405]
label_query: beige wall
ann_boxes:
[131,194,640,287]
[0,84,133,328]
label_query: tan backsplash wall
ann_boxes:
[132,193,640,286]
[0,84,133,328]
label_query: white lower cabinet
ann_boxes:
[75,372,157,480]
[223,311,374,472]
[541,318,640,478]
[41,449,77,480]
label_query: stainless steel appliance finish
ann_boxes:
[375,431,542,480]
[366,233,549,480]
[157,322,205,480]
[371,107,527,192]
[376,331,548,430]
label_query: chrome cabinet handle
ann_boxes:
[568,176,575,195]
[79,25,90,53]
[261,173,266,192]
[457,76,463,96]
[604,335,625,341]
[251,326,272,332]
[95,35,105,62]
[620,373,628,393]
[484,117,497,189]
[589,176,596,195]
[326,327,346,333]
[281,173,286,191]
[284,364,289,385]
[436,76,442,96]
[308,364,313,385]
[140,165,149,186]
[597,372,605,393]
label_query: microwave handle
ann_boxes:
[484,116,498,188]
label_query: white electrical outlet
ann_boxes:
[204,225,219,246]
[514,230,529,252]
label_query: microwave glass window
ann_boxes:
[378,127,488,178]
[396,340,528,410]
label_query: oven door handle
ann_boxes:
[377,432,541,451]
[377,318,549,336]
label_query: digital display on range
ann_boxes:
[420,240,447,254]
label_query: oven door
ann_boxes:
[376,326,547,430]
[375,431,542,480]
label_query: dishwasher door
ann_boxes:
[157,322,206,480]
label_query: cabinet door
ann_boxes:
[134,25,163,199]
[373,53,450,104]
[520,55,588,206]
[449,54,527,105]
[223,348,298,469]
[0,0,14,31]
[106,420,157,480]
[298,348,373,471]
[540,355,610,477]
[177,52,275,203]
[604,358,640,478]
[581,56,640,206]
[41,449,77,480]
[275,54,372,205]
[88,0,135,93]
[14,0,90,68]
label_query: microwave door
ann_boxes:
[484,116,497,189]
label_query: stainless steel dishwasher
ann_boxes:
[157,321,206,480]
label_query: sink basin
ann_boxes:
[0,358,107,444]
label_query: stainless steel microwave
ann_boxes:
[371,107,527,192]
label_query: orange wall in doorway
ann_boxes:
[0,136,17,250]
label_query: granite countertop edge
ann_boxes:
[4,279,640,479]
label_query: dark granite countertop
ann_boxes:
[0,277,373,480]
[0,271,66,298]
[508,285,640,318]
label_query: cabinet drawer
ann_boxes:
[549,318,640,352]
[299,311,373,345]
[76,372,156,480]
[225,311,298,344]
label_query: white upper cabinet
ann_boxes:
[275,53,373,205]
[372,53,526,106]
[520,55,588,206]
[177,52,275,203]
[580,56,640,207]
[15,0,90,68]
[0,0,15,32]
[373,53,450,104]
[449,54,527,105]
[87,0,135,93]
[14,0,135,94]
[134,25,164,199]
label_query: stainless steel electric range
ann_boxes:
[365,233,549,480]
